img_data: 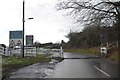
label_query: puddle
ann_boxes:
[10,59,60,78]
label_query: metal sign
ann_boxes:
[100,33,108,42]
[9,31,23,47]
[9,40,15,46]
[10,31,23,39]
[17,40,22,45]
[26,35,34,46]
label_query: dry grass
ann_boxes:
[65,47,118,63]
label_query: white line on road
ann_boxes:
[94,66,110,77]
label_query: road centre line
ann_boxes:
[94,66,110,77]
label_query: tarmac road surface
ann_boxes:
[8,52,118,78]
[50,52,118,78]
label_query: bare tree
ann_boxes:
[57,0,120,48]
[57,0,120,27]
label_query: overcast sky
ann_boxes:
[0,0,77,46]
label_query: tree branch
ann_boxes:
[73,2,116,15]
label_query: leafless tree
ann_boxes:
[57,0,120,48]
[57,0,120,27]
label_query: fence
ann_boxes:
[0,46,4,55]
[37,48,63,58]
[2,46,63,58]
[8,47,37,57]
[24,47,36,57]
[0,55,2,80]
[0,46,3,80]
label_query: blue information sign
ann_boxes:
[9,31,23,39]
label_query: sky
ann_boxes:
[0,0,77,46]
[1,0,118,46]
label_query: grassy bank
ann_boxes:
[2,54,51,79]
[65,47,100,56]
[65,47,118,63]
[109,51,118,62]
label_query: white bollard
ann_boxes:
[60,47,64,58]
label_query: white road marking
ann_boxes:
[94,66,110,77]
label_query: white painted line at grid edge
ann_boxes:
[94,66,110,77]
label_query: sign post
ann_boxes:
[22,0,25,58]
[9,31,23,56]
[22,0,33,58]
[9,31,23,47]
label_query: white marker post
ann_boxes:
[60,46,64,58]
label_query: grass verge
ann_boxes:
[65,47,118,63]
[2,54,51,79]
[108,51,118,63]
[65,47,100,56]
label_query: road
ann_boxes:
[8,52,118,78]
[50,52,118,78]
